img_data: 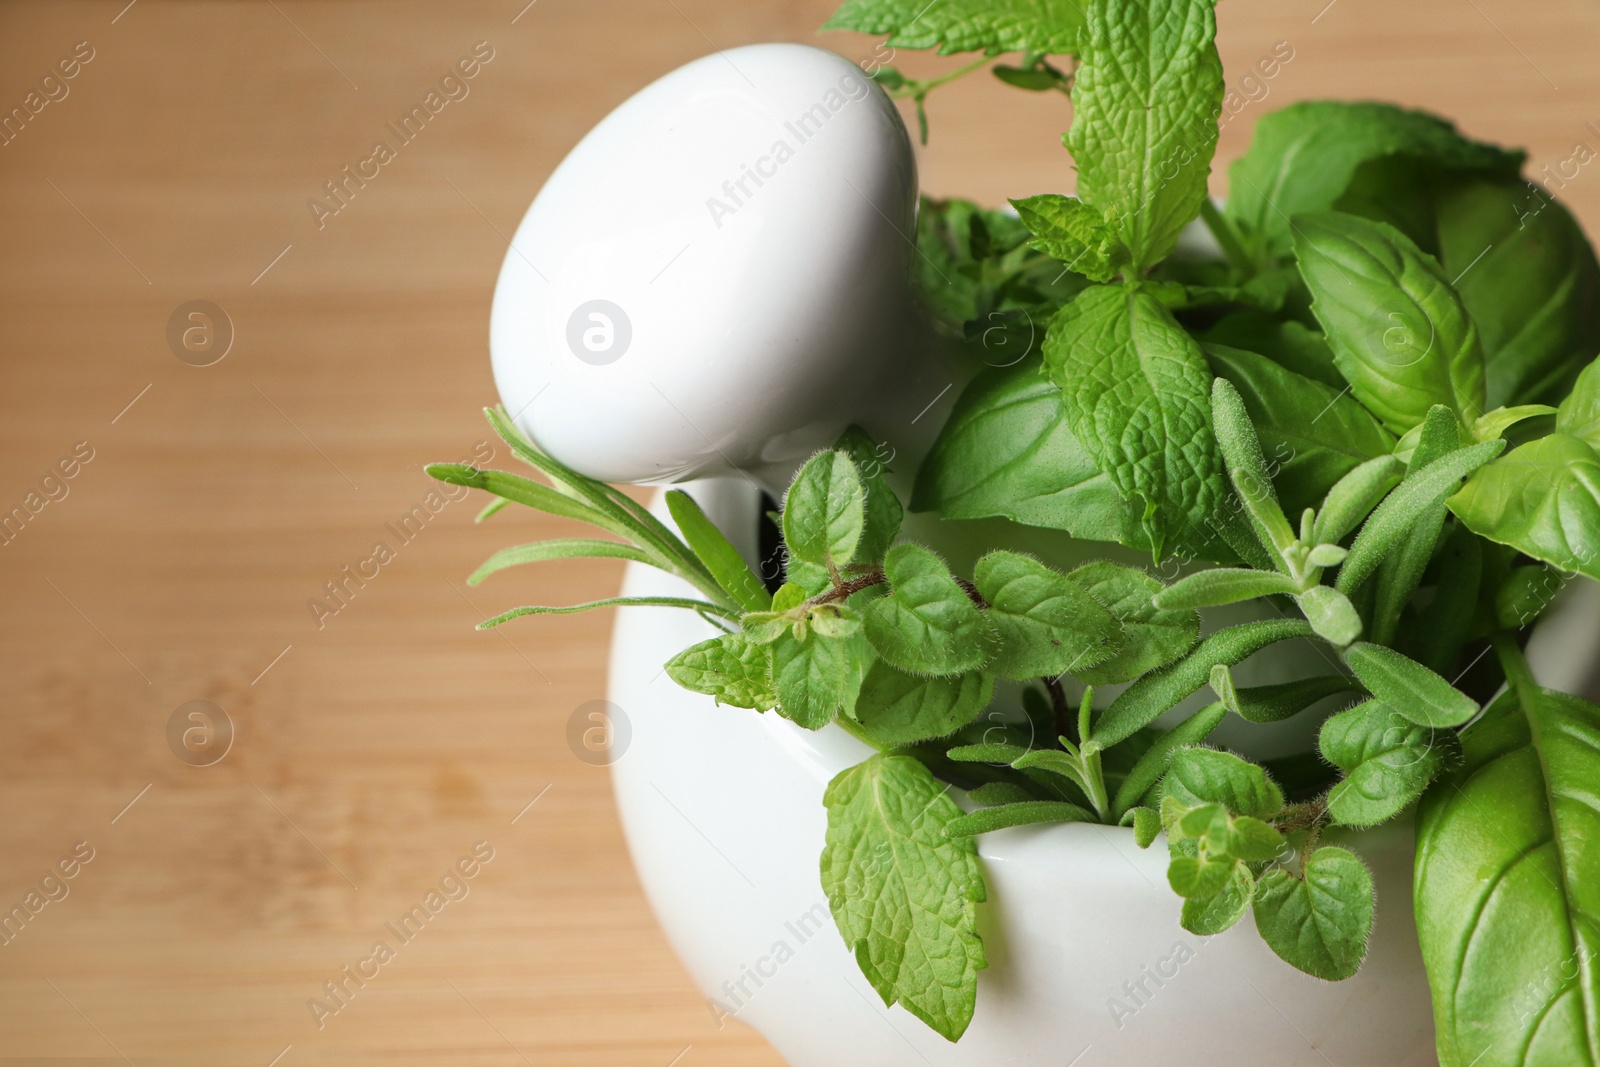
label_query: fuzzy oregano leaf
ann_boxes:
[783,451,867,569]
[854,661,994,746]
[1252,846,1374,981]
[973,550,1122,680]
[1044,285,1226,559]
[822,754,987,1042]
[1320,700,1442,826]
[1163,746,1284,819]
[772,630,869,729]
[864,544,996,676]
[1068,561,1199,686]
[833,426,904,564]
[1066,0,1223,272]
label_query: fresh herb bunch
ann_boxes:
[432,0,1600,1060]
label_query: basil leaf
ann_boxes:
[1044,285,1226,558]
[973,550,1123,679]
[1183,863,1256,935]
[1067,0,1223,272]
[1112,701,1227,817]
[665,490,770,613]
[1415,686,1600,1067]
[824,0,1084,56]
[1451,433,1600,582]
[822,754,987,1042]
[1343,642,1479,729]
[833,426,904,565]
[1295,212,1487,436]
[1163,746,1284,819]
[944,800,1096,837]
[1320,700,1442,826]
[1010,194,1122,282]
[1069,560,1199,686]
[1204,342,1395,516]
[854,661,995,746]
[1226,100,1523,263]
[1096,620,1315,749]
[864,544,996,676]
[1204,312,1343,388]
[1252,846,1374,981]
[664,633,776,711]
[1558,356,1600,444]
[911,363,1145,544]
[1438,177,1600,409]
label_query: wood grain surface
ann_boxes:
[1,1,1598,1064]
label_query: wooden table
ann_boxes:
[1,1,1597,1063]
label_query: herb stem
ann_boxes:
[806,570,886,608]
[1199,198,1256,276]
[888,55,993,99]
[1491,630,1538,705]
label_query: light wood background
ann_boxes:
[2,1,1598,1064]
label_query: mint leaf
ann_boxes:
[783,451,867,569]
[1067,0,1223,272]
[773,631,868,729]
[864,544,996,676]
[1415,686,1600,1067]
[1010,194,1122,282]
[824,0,1084,56]
[1069,560,1199,686]
[973,550,1122,679]
[910,363,1146,547]
[854,661,994,746]
[1320,700,1442,826]
[665,633,776,711]
[1343,642,1479,729]
[1225,101,1523,263]
[1294,212,1487,436]
[822,754,987,1042]
[1044,285,1226,558]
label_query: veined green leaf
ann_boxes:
[824,0,1084,56]
[1067,0,1223,271]
[665,633,776,711]
[1252,846,1374,981]
[1415,686,1600,1067]
[1320,700,1442,826]
[1343,642,1479,729]
[1558,356,1600,445]
[1069,561,1199,686]
[822,754,987,1042]
[666,490,769,613]
[773,630,868,729]
[1183,863,1256,935]
[1163,746,1284,819]
[1294,212,1487,436]
[1010,194,1122,282]
[1450,434,1600,582]
[1226,101,1522,263]
[864,544,996,676]
[1095,619,1315,748]
[945,800,1096,837]
[833,426,905,564]
[1044,285,1226,558]
[467,539,655,585]
[855,661,995,746]
[784,451,867,569]
[973,550,1122,680]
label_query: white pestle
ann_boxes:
[489,43,958,499]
